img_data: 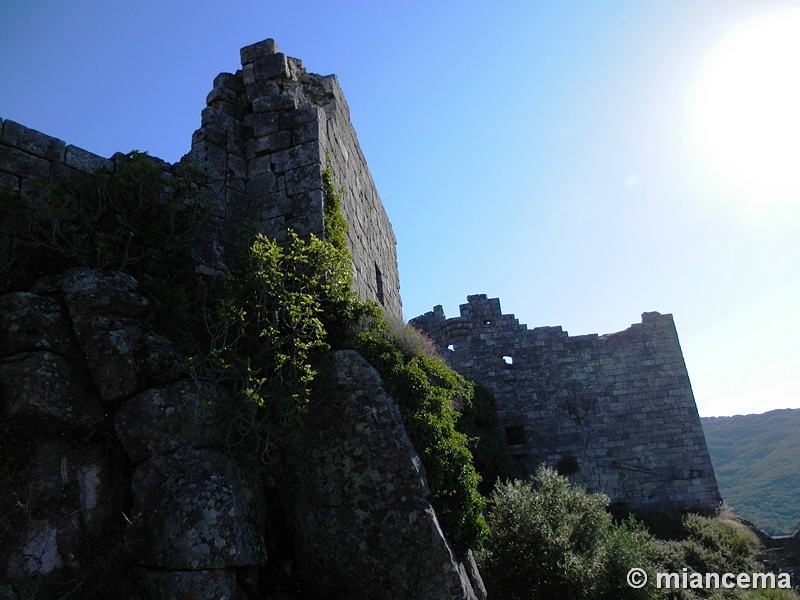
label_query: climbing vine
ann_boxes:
[2,152,490,557]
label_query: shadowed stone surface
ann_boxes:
[412,294,722,511]
[129,447,266,570]
[287,350,479,600]
[114,380,225,462]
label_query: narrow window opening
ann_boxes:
[505,425,526,446]
[375,263,385,307]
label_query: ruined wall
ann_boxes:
[412,295,722,511]
[0,38,401,321]
[0,40,469,599]
[183,38,402,320]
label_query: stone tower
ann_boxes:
[183,38,402,321]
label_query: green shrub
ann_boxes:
[653,512,763,585]
[189,230,354,459]
[350,324,487,557]
[455,381,510,497]
[476,467,661,600]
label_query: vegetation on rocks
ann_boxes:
[477,467,798,600]
[2,154,494,566]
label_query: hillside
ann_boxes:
[702,408,800,536]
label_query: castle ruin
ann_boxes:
[0,36,722,597]
[1,38,402,322]
[412,295,721,511]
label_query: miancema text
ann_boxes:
[658,569,792,590]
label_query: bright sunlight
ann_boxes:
[688,8,800,213]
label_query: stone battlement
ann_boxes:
[412,295,722,511]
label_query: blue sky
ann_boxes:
[1,1,798,418]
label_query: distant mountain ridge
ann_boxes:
[701,408,800,536]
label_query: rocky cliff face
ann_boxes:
[0,268,483,599]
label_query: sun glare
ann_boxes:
[688,8,800,213]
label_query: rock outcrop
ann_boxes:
[0,269,482,599]
[287,350,481,599]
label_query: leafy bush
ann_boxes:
[653,512,763,589]
[476,466,660,600]
[189,230,354,459]
[350,324,487,557]
[455,381,510,496]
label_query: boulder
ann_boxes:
[30,268,181,403]
[115,380,225,462]
[0,292,81,360]
[70,314,180,403]
[1,437,121,588]
[32,269,150,318]
[0,351,104,429]
[128,447,267,570]
[286,349,478,599]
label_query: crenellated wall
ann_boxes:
[412,294,722,511]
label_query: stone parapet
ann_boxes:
[412,295,722,511]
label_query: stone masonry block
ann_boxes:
[245,79,281,104]
[246,171,278,197]
[227,154,247,180]
[65,145,111,174]
[206,85,238,107]
[292,119,322,145]
[253,53,291,82]
[50,162,95,191]
[192,124,227,148]
[195,143,228,182]
[279,107,323,129]
[244,113,281,138]
[1,120,66,161]
[242,62,256,86]
[270,141,322,173]
[253,131,292,156]
[201,107,238,133]
[0,145,51,180]
[247,154,272,178]
[0,170,19,193]
[290,189,325,214]
[251,93,298,114]
[226,174,246,193]
[212,71,244,92]
[240,38,279,66]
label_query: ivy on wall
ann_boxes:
[1,154,494,557]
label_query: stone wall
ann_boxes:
[0,38,401,321]
[183,38,402,321]
[0,39,474,599]
[412,294,722,511]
